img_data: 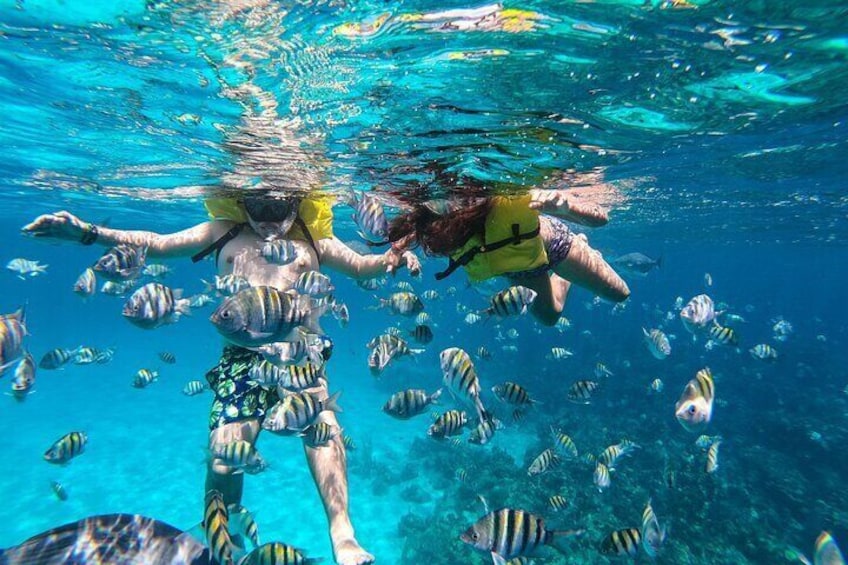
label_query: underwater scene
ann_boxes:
[0,0,846,564]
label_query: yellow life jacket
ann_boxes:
[203,196,334,241]
[438,194,548,282]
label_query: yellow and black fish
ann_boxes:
[709,322,738,346]
[548,495,568,512]
[706,439,721,474]
[567,380,600,404]
[428,410,468,439]
[240,541,321,565]
[203,490,233,565]
[600,527,641,557]
[528,448,560,476]
[410,324,434,344]
[43,431,87,464]
[492,382,534,406]
[550,427,579,458]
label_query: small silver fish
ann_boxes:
[6,258,48,279]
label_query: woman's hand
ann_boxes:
[529,189,608,227]
[21,211,91,242]
[384,246,422,277]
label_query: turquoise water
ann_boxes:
[1,0,847,563]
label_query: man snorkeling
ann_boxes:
[23,192,419,565]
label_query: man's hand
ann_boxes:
[22,211,90,242]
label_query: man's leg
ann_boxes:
[206,419,261,508]
[300,383,373,565]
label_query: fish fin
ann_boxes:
[430,388,443,403]
[323,390,343,413]
[548,528,586,554]
[477,494,490,514]
[491,552,507,565]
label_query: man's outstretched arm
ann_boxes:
[22,210,230,259]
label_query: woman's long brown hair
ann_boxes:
[388,200,491,257]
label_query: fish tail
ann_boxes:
[323,390,344,413]
[656,256,663,269]
[175,298,193,316]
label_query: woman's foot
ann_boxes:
[334,538,374,565]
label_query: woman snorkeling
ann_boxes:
[387,185,630,326]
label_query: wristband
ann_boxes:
[80,224,99,245]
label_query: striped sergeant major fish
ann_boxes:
[598,439,639,471]
[600,527,642,557]
[183,380,207,396]
[374,292,425,317]
[300,422,342,448]
[641,499,667,558]
[410,324,434,344]
[548,495,568,512]
[491,382,535,406]
[594,462,611,492]
[73,267,96,298]
[92,244,147,282]
[528,448,560,476]
[481,286,538,318]
[350,190,389,245]
[210,287,327,348]
[706,439,721,474]
[679,293,719,333]
[567,380,599,404]
[708,321,738,346]
[260,239,298,266]
[294,271,335,299]
[675,367,715,432]
[122,282,191,329]
[383,388,442,420]
[750,343,778,361]
[0,307,27,376]
[6,258,48,279]
[210,440,268,475]
[10,352,36,401]
[550,427,579,459]
[203,490,233,565]
[440,347,486,417]
[460,507,584,564]
[469,413,501,446]
[38,347,77,370]
[643,327,671,360]
[428,410,468,439]
[132,369,158,388]
[43,432,87,465]
[262,391,342,434]
[240,541,322,565]
[0,514,212,564]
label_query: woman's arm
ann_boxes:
[318,237,421,279]
[528,188,609,227]
[22,210,230,259]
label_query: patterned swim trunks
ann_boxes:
[205,346,279,431]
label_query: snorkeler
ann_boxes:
[22,194,418,565]
[387,178,630,326]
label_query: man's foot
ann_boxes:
[334,538,374,565]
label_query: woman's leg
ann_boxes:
[554,234,630,302]
[514,272,570,326]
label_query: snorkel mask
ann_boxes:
[243,195,301,240]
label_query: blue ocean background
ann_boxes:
[1,0,847,563]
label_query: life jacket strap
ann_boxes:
[434,223,540,280]
[191,223,245,263]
